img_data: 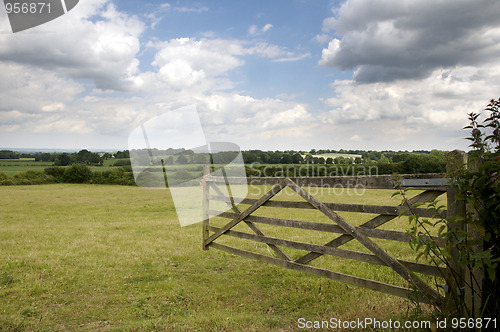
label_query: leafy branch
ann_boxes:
[394,98,500,318]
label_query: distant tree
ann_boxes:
[334,157,345,164]
[165,156,174,165]
[0,150,19,159]
[76,149,102,166]
[326,157,333,165]
[268,153,281,164]
[242,152,257,164]
[176,154,188,164]
[378,155,390,164]
[280,154,292,164]
[35,153,55,162]
[292,153,304,164]
[193,153,209,164]
[115,150,130,159]
[54,153,73,166]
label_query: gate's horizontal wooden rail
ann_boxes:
[208,210,446,247]
[205,174,448,190]
[207,226,445,278]
[209,242,432,304]
[208,195,446,219]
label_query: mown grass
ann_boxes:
[0,184,439,331]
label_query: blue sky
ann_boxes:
[1,0,500,151]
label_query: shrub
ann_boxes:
[91,168,136,186]
[0,172,14,185]
[12,170,52,185]
[44,167,66,182]
[64,164,92,183]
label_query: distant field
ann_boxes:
[0,159,129,176]
[0,159,53,176]
[303,153,362,159]
[0,184,436,331]
[0,159,52,166]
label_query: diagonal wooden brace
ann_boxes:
[286,178,444,307]
[296,190,445,265]
[204,181,287,246]
[207,181,291,261]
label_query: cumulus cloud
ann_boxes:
[198,94,316,148]
[0,1,145,91]
[322,64,500,132]
[147,37,308,92]
[320,0,500,83]
[149,38,243,91]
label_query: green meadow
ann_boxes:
[0,184,438,331]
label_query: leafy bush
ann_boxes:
[397,98,500,318]
[91,167,136,186]
[0,172,14,185]
[44,167,66,182]
[64,164,92,183]
[12,170,53,185]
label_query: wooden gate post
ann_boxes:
[467,157,485,318]
[445,150,467,316]
[202,164,210,250]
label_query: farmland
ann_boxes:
[0,184,437,331]
[0,158,127,176]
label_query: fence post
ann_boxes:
[445,150,467,316]
[466,158,484,318]
[202,164,210,251]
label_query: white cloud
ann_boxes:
[262,24,273,32]
[314,34,330,44]
[322,65,500,131]
[248,25,258,35]
[198,94,316,148]
[248,23,274,35]
[0,1,145,91]
[174,6,208,13]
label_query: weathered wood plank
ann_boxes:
[208,225,446,277]
[202,165,210,250]
[286,178,444,307]
[208,211,446,247]
[208,195,445,218]
[209,242,432,303]
[205,174,447,190]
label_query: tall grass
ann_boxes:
[0,184,435,331]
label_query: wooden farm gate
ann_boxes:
[202,170,464,308]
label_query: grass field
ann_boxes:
[0,184,438,331]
